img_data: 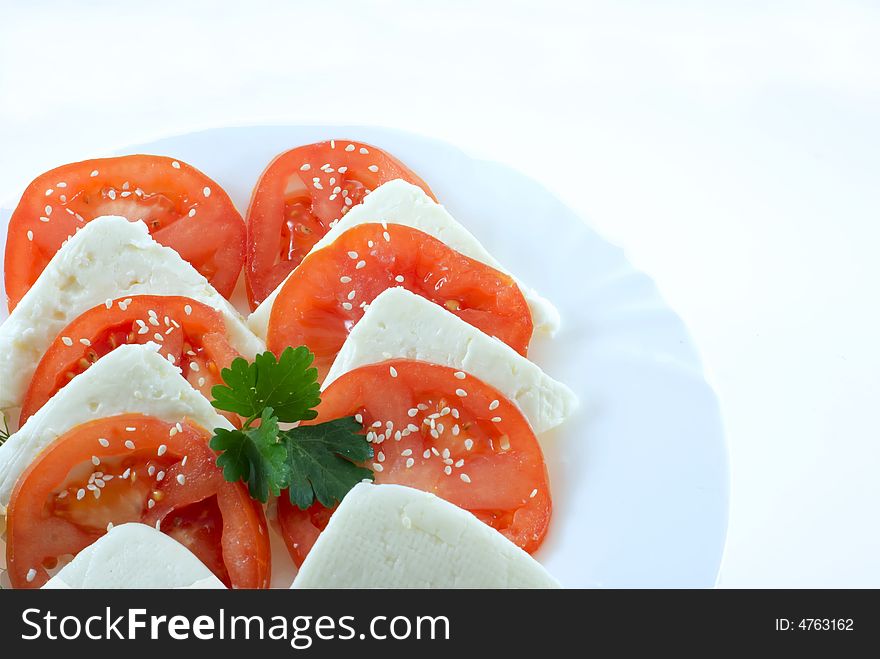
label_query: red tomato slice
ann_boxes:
[19,296,240,426]
[245,140,435,308]
[4,155,245,311]
[266,223,533,379]
[6,414,270,589]
[277,359,551,566]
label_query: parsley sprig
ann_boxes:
[209,347,373,508]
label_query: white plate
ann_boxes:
[0,126,728,588]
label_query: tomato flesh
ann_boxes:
[277,359,551,566]
[4,155,246,310]
[5,414,270,589]
[267,223,533,379]
[245,140,435,308]
[19,296,240,425]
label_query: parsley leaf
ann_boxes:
[208,349,373,508]
[283,417,375,510]
[210,408,288,502]
[211,346,321,423]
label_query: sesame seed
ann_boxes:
[530,488,538,498]
[125,440,135,450]
[444,465,452,475]
[300,163,311,171]
[431,447,440,456]
[452,425,460,436]
[359,147,369,154]
[442,448,450,459]
[26,230,33,241]
[108,189,116,200]
[147,498,155,509]
[401,449,413,456]
[190,362,200,372]
[156,470,165,482]
[454,371,466,380]
[389,366,398,378]
[98,437,110,447]
[348,251,358,259]
[407,408,418,417]
[183,304,192,316]
[188,208,196,218]
[499,436,511,450]
[347,290,356,300]
[158,444,167,456]
[406,458,415,469]
[342,302,353,311]
[106,522,114,532]
[460,474,471,483]
[155,520,161,530]
[198,377,206,387]
[77,488,86,500]
[491,416,502,423]
[489,400,500,411]
[122,468,131,479]
[90,169,99,177]
[171,161,180,169]
[91,455,100,466]
[105,298,113,309]
[368,165,379,173]
[203,186,211,197]
[344,197,353,206]
[395,275,404,283]
[373,463,384,472]
[455,388,467,397]
[377,451,385,463]
[464,438,474,450]
[45,188,53,196]
[345,144,355,152]
[355,260,366,269]
[355,413,363,423]
[176,474,186,485]
[455,459,464,468]
[26,569,37,583]
[339,166,348,174]
[153,333,164,342]
[340,275,352,283]
[148,465,155,476]
[423,449,431,459]
[44,205,52,215]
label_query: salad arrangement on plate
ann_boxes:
[0,140,577,589]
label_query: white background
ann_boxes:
[1,0,878,587]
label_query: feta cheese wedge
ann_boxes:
[292,483,560,588]
[43,523,225,589]
[324,287,576,435]
[249,179,560,339]
[0,342,232,508]
[0,215,263,413]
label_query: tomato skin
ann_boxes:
[245,140,435,308]
[277,360,551,566]
[267,223,533,379]
[5,414,270,589]
[19,295,240,426]
[4,155,245,311]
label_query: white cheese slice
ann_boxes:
[0,215,263,413]
[0,342,232,508]
[42,523,225,589]
[292,483,560,588]
[324,287,576,435]
[248,179,560,339]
